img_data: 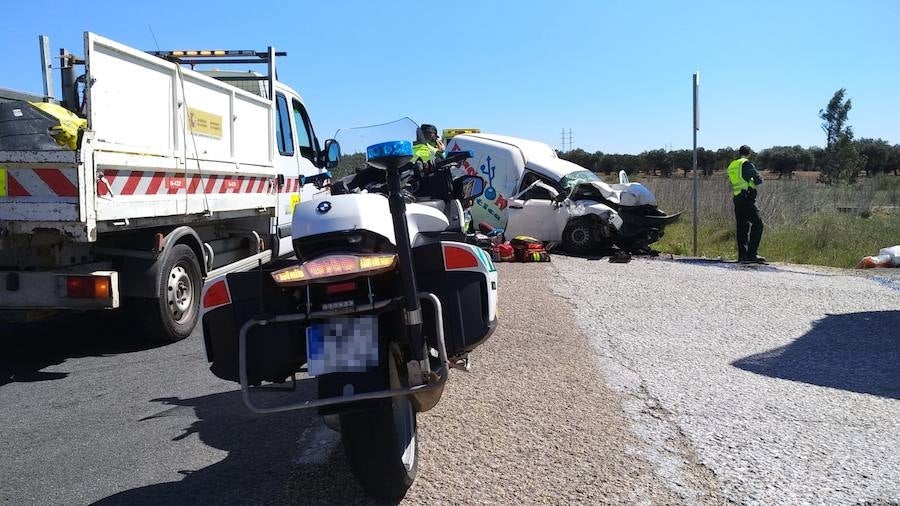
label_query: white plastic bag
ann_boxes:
[878,245,900,267]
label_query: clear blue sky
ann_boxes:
[2,0,897,154]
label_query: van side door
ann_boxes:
[505,171,569,241]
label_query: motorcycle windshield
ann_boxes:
[334,117,420,158]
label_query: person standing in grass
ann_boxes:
[727,145,766,263]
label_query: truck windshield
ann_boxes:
[559,170,600,190]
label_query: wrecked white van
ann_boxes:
[445,133,681,254]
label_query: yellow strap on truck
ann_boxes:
[0,167,7,197]
[29,102,87,150]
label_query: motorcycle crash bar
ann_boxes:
[237,292,449,414]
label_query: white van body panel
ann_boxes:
[446,133,624,237]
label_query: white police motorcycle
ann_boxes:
[199,118,497,499]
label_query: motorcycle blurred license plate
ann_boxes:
[306,316,379,377]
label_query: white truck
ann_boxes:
[0,33,338,341]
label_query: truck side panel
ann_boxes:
[86,33,273,166]
[82,33,278,227]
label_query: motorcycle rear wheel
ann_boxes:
[339,347,418,500]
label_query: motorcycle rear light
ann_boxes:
[443,245,479,270]
[202,279,231,309]
[272,254,397,287]
[65,275,111,299]
[325,281,357,295]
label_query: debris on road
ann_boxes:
[857,245,900,268]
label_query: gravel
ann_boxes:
[402,262,721,505]
[551,255,900,504]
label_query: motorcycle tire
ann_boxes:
[339,348,417,500]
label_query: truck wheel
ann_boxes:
[562,217,598,255]
[141,244,203,342]
[339,349,417,499]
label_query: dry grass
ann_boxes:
[616,173,900,267]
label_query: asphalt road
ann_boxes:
[552,256,900,504]
[1,257,898,505]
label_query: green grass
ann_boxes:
[639,173,899,268]
[657,212,900,268]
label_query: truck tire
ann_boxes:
[562,217,598,255]
[140,244,203,342]
[339,349,417,499]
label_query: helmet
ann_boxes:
[420,124,438,136]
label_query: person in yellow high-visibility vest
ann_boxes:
[727,145,766,263]
[412,123,445,164]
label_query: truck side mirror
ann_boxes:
[322,139,341,169]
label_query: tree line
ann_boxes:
[558,139,900,180]
[559,88,898,183]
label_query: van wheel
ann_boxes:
[339,347,417,500]
[139,244,202,342]
[562,217,598,254]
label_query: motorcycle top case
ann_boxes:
[413,241,498,357]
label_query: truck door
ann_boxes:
[273,92,300,257]
[290,97,322,203]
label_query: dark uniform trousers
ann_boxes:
[733,189,763,260]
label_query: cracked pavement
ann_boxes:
[553,255,900,504]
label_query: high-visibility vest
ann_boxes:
[412,142,440,163]
[727,157,757,196]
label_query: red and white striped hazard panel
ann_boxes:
[281,177,302,193]
[97,170,274,196]
[3,167,298,199]
[3,167,78,199]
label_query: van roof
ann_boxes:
[454,132,589,181]
[460,133,559,163]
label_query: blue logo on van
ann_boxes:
[480,156,497,200]
[316,201,332,214]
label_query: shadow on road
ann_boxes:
[732,310,900,399]
[664,257,782,273]
[93,388,390,506]
[0,312,166,386]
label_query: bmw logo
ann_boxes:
[316,201,332,214]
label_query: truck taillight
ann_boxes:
[66,276,111,299]
[202,279,231,309]
[272,254,397,287]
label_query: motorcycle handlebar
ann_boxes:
[434,150,473,171]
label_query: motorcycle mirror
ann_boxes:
[301,171,332,190]
[453,175,485,200]
[366,140,413,172]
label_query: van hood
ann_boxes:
[524,156,587,181]
[526,157,658,207]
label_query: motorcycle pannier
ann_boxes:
[202,266,307,384]
[413,242,496,357]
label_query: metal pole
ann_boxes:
[39,36,54,101]
[692,72,700,256]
